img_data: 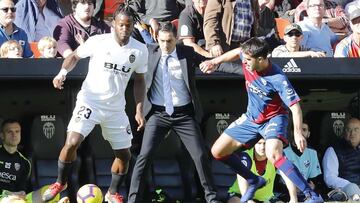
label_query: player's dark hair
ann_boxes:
[240,37,269,59]
[113,0,141,24]
[71,0,96,12]
[1,119,20,132]
[159,22,177,38]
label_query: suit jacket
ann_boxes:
[144,43,204,123]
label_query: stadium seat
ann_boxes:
[151,131,196,201]
[275,18,291,39]
[29,42,41,58]
[84,125,129,198]
[203,113,240,148]
[171,19,179,30]
[104,0,124,17]
[310,111,350,154]
[29,114,79,202]
[203,113,239,201]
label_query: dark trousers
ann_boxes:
[128,104,217,203]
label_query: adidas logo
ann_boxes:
[282,59,301,73]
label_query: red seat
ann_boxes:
[275,18,291,39]
[104,0,124,16]
[171,19,179,30]
[30,42,41,58]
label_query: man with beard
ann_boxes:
[53,0,110,57]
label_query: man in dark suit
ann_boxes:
[128,22,220,203]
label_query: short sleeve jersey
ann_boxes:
[76,33,148,110]
[284,145,322,179]
[0,145,31,193]
[334,34,360,58]
[178,5,204,42]
[241,53,300,123]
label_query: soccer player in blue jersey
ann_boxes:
[199,37,323,203]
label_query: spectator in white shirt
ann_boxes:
[322,117,360,201]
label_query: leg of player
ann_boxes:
[105,148,131,203]
[265,139,323,203]
[211,133,266,202]
[279,170,299,203]
[42,132,84,202]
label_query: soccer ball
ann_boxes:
[76,184,103,203]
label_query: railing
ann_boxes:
[0,58,360,80]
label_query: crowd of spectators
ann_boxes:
[0,0,358,58]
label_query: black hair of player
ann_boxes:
[112,0,141,24]
[240,37,270,59]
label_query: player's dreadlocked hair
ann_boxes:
[113,0,141,24]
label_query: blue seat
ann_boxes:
[29,114,80,202]
[203,113,240,201]
[306,111,350,155]
[84,125,128,198]
[151,131,196,201]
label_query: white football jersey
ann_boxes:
[76,33,148,110]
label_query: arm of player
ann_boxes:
[200,47,242,74]
[133,72,146,131]
[289,103,307,153]
[53,50,81,90]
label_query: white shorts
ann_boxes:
[67,99,132,150]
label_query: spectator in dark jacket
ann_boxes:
[53,0,110,57]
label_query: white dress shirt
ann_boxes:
[322,146,351,189]
[150,48,191,107]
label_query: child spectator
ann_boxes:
[0,0,33,58]
[38,36,57,58]
[0,40,23,58]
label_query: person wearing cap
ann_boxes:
[297,0,339,56]
[334,7,360,57]
[272,23,326,57]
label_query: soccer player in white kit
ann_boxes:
[42,4,148,203]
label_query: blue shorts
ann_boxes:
[224,114,289,147]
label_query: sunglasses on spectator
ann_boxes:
[308,4,325,8]
[0,7,16,13]
[287,31,302,37]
